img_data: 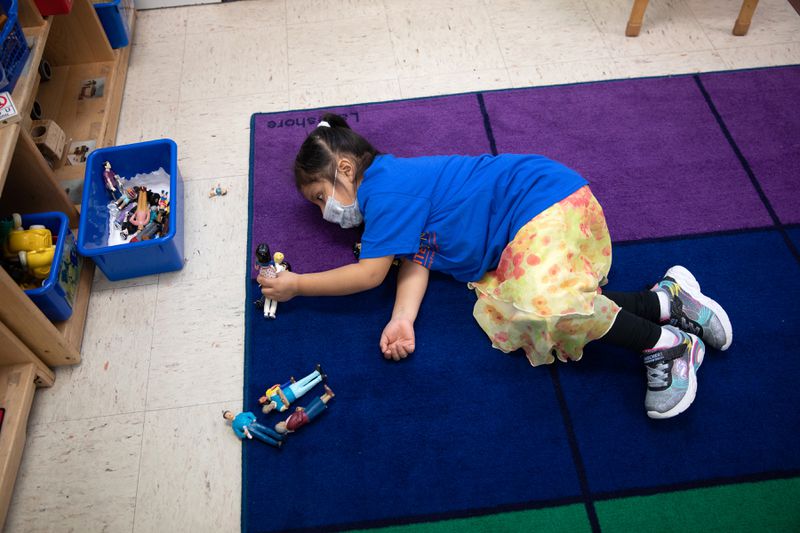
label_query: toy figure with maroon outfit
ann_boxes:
[274,385,334,434]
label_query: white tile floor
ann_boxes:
[6,0,800,531]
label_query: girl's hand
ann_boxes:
[379,317,416,361]
[260,271,300,302]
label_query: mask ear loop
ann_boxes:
[331,168,338,202]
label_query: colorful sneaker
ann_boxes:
[652,265,733,351]
[643,326,705,419]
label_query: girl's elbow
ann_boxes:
[362,266,389,290]
[365,270,387,290]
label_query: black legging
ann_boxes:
[600,290,663,352]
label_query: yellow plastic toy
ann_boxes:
[4,213,56,279]
[19,247,56,279]
[4,213,52,258]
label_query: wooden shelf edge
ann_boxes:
[0,363,37,530]
[0,126,21,198]
[0,263,80,368]
[101,43,132,149]
[0,321,55,387]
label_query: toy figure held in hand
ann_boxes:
[259,364,326,414]
[253,243,272,311]
[275,384,335,435]
[254,244,291,319]
[222,410,284,448]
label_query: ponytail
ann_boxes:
[294,113,378,189]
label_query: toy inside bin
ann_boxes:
[78,139,184,281]
[20,212,82,322]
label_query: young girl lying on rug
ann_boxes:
[257,113,732,420]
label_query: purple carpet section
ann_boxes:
[250,66,798,274]
[698,67,800,225]
[481,75,773,241]
[251,95,490,274]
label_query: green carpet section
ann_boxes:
[596,477,800,532]
[348,503,591,533]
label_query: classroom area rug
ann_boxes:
[244,65,800,533]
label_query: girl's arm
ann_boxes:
[392,259,430,323]
[298,257,395,296]
[260,256,394,301]
[380,259,430,360]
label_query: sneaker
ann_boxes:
[643,326,705,419]
[652,265,733,351]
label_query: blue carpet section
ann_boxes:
[562,230,800,494]
[244,229,800,531]
[244,274,585,531]
[788,227,800,255]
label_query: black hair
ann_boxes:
[293,113,379,190]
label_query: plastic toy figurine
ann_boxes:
[114,202,136,228]
[259,364,326,414]
[253,243,271,311]
[274,385,335,435]
[115,186,137,209]
[209,184,228,198]
[130,188,150,230]
[257,251,291,319]
[102,161,124,201]
[222,410,284,448]
[120,217,138,240]
[130,222,159,242]
[159,205,170,236]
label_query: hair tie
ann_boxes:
[317,121,331,128]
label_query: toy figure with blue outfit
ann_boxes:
[223,410,284,448]
[259,365,325,414]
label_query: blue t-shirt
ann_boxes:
[357,154,587,282]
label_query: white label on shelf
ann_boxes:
[0,92,20,125]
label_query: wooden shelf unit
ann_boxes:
[0,0,134,528]
[0,0,134,363]
[0,364,37,527]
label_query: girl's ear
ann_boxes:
[337,157,356,182]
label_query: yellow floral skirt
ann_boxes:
[469,186,621,366]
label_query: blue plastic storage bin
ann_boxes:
[78,139,184,281]
[0,0,31,93]
[21,212,81,322]
[94,0,134,49]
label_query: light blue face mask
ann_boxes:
[323,169,363,228]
